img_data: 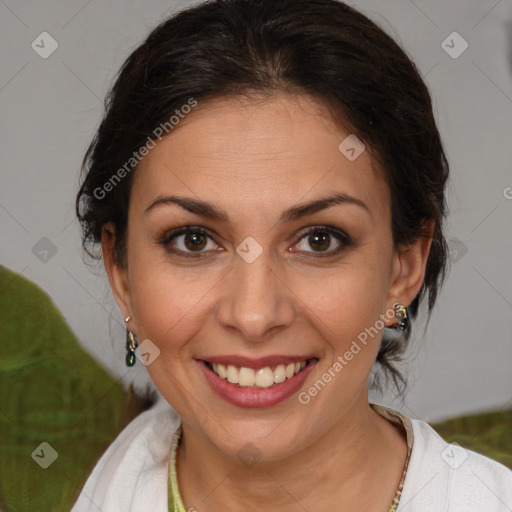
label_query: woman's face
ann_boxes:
[105,93,428,462]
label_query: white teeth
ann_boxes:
[226,365,239,384]
[255,367,274,388]
[210,360,310,388]
[274,364,286,383]
[238,367,255,387]
[217,363,227,379]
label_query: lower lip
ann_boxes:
[197,359,318,408]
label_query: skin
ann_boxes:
[103,93,433,511]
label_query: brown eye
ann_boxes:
[183,232,207,251]
[306,232,331,252]
[293,226,351,256]
[160,226,218,256]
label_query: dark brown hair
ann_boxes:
[76,0,449,393]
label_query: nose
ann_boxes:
[215,247,296,344]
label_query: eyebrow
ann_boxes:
[144,192,371,223]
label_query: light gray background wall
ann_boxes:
[1,0,511,422]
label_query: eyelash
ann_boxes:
[158,225,353,259]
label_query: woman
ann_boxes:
[71,0,512,510]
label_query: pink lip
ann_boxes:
[196,358,318,408]
[197,354,317,370]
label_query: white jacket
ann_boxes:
[71,403,512,512]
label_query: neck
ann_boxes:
[176,393,407,512]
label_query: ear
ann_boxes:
[102,222,133,320]
[386,219,434,318]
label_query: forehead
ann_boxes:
[132,93,390,221]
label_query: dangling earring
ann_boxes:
[124,315,138,367]
[393,303,408,330]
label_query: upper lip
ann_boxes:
[198,355,317,370]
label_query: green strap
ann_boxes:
[168,425,187,512]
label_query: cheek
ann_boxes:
[303,254,391,326]
[127,268,207,403]
[130,272,203,349]
[126,246,186,341]
[294,253,392,376]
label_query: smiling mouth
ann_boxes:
[204,359,317,389]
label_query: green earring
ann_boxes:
[124,315,138,367]
[126,329,138,367]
